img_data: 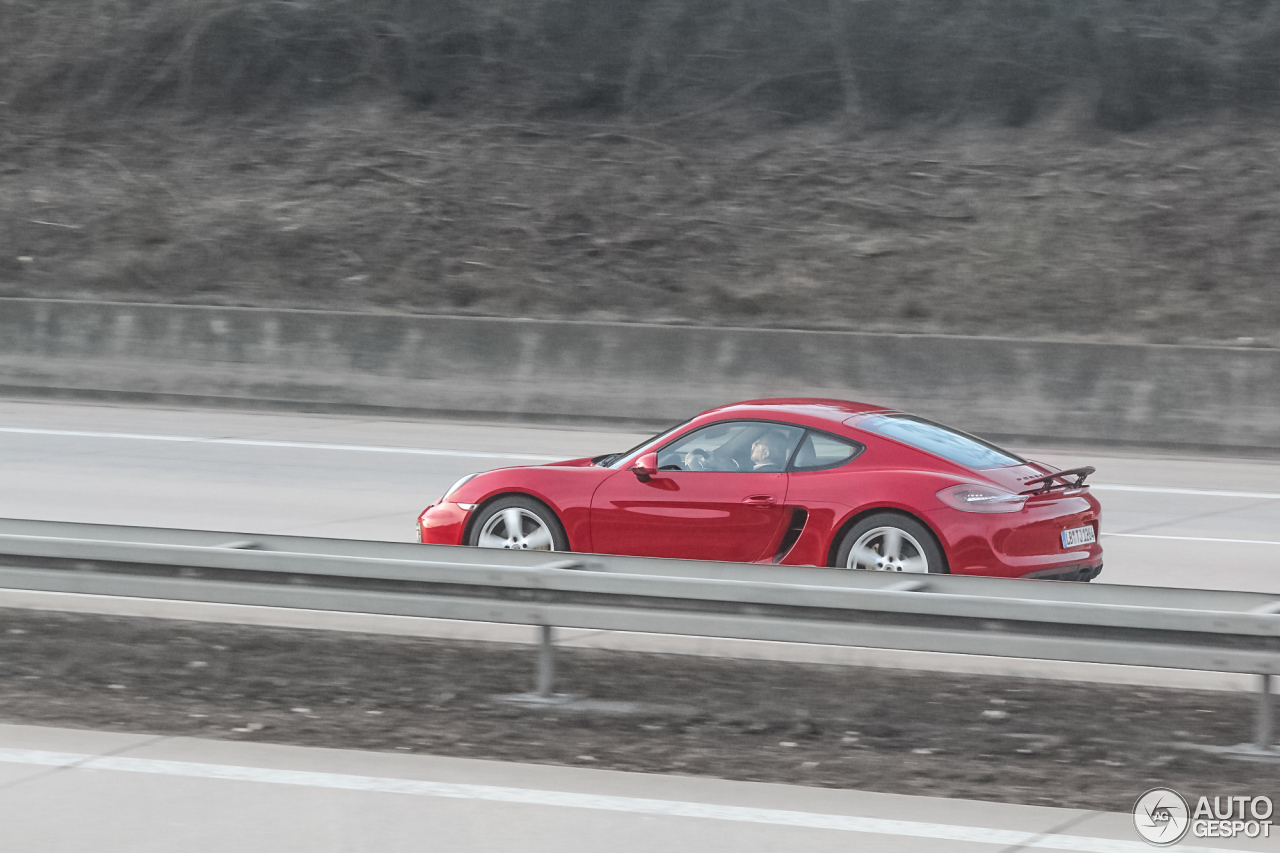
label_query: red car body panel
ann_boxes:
[417,398,1103,579]
[591,469,790,562]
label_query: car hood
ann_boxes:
[543,456,598,467]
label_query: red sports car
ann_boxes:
[417,399,1102,580]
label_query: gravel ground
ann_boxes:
[0,608,1275,809]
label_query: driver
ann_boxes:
[749,429,791,472]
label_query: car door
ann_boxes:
[589,421,803,562]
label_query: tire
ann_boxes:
[468,495,569,552]
[833,512,946,574]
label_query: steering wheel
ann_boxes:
[683,449,710,471]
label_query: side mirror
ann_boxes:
[629,452,658,482]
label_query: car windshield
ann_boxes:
[857,415,1024,470]
[595,419,693,468]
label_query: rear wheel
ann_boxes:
[834,513,946,574]
[468,496,568,552]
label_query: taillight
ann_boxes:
[937,484,1028,513]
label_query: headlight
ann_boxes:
[937,484,1028,513]
[443,473,480,501]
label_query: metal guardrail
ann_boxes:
[0,518,1277,756]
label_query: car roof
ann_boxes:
[697,398,894,427]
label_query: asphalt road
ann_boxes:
[1,399,1276,592]
[2,402,1276,851]
[0,724,1269,853]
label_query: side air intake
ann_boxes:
[773,508,808,563]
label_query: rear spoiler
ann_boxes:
[1021,466,1095,495]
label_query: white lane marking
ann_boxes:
[1104,533,1280,546]
[0,748,1230,852]
[1091,484,1280,500]
[2,427,1275,499]
[0,427,562,462]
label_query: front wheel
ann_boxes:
[833,513,946,574]
[468,496,569,552]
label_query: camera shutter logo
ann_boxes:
[1134,788,1191,846]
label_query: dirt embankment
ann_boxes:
[4,101,1280,347]
[0,1,1274,345]
[2,0,1278,345]
[1,609,1275,810]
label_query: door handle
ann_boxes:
[742,495,777,506]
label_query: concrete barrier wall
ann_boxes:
[1,298,1277,451]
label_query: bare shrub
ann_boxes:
[3,0,1280,126]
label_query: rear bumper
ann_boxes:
[1024,562,1104,582]
[921,497,1103,580]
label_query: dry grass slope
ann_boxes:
[1,0,1278,344]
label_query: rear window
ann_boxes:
[857,415,1023,470]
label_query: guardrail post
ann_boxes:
[536,625,555,699]
[1258,674,1275,752]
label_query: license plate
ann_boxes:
[1061,525,1096,548]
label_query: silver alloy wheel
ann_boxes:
[476,507,556,551]
[845,526,929,572]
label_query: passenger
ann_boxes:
[749,430,790,472]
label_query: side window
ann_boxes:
[657,422,804,472]
[790,431,863,471]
